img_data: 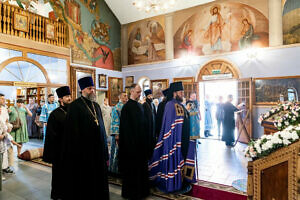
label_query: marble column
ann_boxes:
[269,0,283,46]
[165,13,174,60]
[121,24,128,66]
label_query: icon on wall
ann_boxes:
[125,76,134,87]
[98,74,107,88]
[14,13,29,32]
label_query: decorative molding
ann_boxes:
[197,59,240,81]
[70,66,96,100]
[173,77,194,83]
[248,141,300,199]
[0,35,70,57]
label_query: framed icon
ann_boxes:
[98,74,107,88]
[45,22,56,40]
[14,12,29,32]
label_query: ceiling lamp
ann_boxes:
[132,0,176,13]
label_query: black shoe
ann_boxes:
[3,167,14,174]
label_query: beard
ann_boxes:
[146,97,153,103]
[86,93,96,102]
[175,95,183,102]
[62,101,70,106]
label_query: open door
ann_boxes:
[182,82,199,101]
[236,78,252,143]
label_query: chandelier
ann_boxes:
[132,0,176,13]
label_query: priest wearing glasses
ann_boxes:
[61,76,109,199]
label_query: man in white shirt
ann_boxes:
[0,94,14,175]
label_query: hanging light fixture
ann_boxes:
[132,0,176,13]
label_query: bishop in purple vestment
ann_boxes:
[149,82,196,194]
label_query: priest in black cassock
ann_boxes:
[43,86,72,200]
[155,88,169,138]
[61,76,109,199]
[143,89,156,155]
[119,83,150,199]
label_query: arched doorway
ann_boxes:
[137,76,150,99]
[197,59,240,81]
[195,59,251,188]
[196,59,251,143]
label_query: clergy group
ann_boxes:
[43,77,198,200]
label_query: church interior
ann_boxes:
[0,0,299,199]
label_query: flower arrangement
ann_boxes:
[245,125,300,159]
[273,104,300,130]
[257,102,300,131]
[257,102,295,124]
[257,105,282,124]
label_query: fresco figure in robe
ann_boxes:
[135,28,142,41]
[180,30,193,54]
[239,18,259,49]
[145,35,158,61]
[204,5,225,53]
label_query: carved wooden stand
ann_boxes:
[247,141,300,200]
[261,120,278,135]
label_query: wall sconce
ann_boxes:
[178,53,198,65]
[244,47,260,60]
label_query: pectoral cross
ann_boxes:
[95,119,99,126]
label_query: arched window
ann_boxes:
[138,77,150,98]
[0,61,46,83]
[288,87,298,102]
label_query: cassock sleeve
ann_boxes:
[232,104,239,112]
[155,102,164,138]
[43,112,57,163]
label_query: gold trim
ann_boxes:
[70,66,96,100]
[196,59,240,81]
[248,141,299,199]
[173,77,195,83]
[175,103,184,116]
[108,77,123,106]
[14,12,29,33]
[182,165,195,181]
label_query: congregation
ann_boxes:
[0,74,244,199]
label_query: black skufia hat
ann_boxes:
[78,76,94,90]
[56,86,71,98]
[170,81,184,93]
[144,89,152,96]
[162,88,169,97]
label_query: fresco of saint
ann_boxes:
[180,29,193,54]
[204,5,225,53]
[239,19,259,49]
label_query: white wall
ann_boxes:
[122,45,300,138]
[122,45,300,81]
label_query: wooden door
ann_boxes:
[236,78,252,143]
[183,82,199,101]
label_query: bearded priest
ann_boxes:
[61,76,109,199]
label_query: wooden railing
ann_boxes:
[0,2,68,47]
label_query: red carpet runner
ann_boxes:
[190,181,247,200]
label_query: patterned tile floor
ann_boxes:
[1,138,247,199]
